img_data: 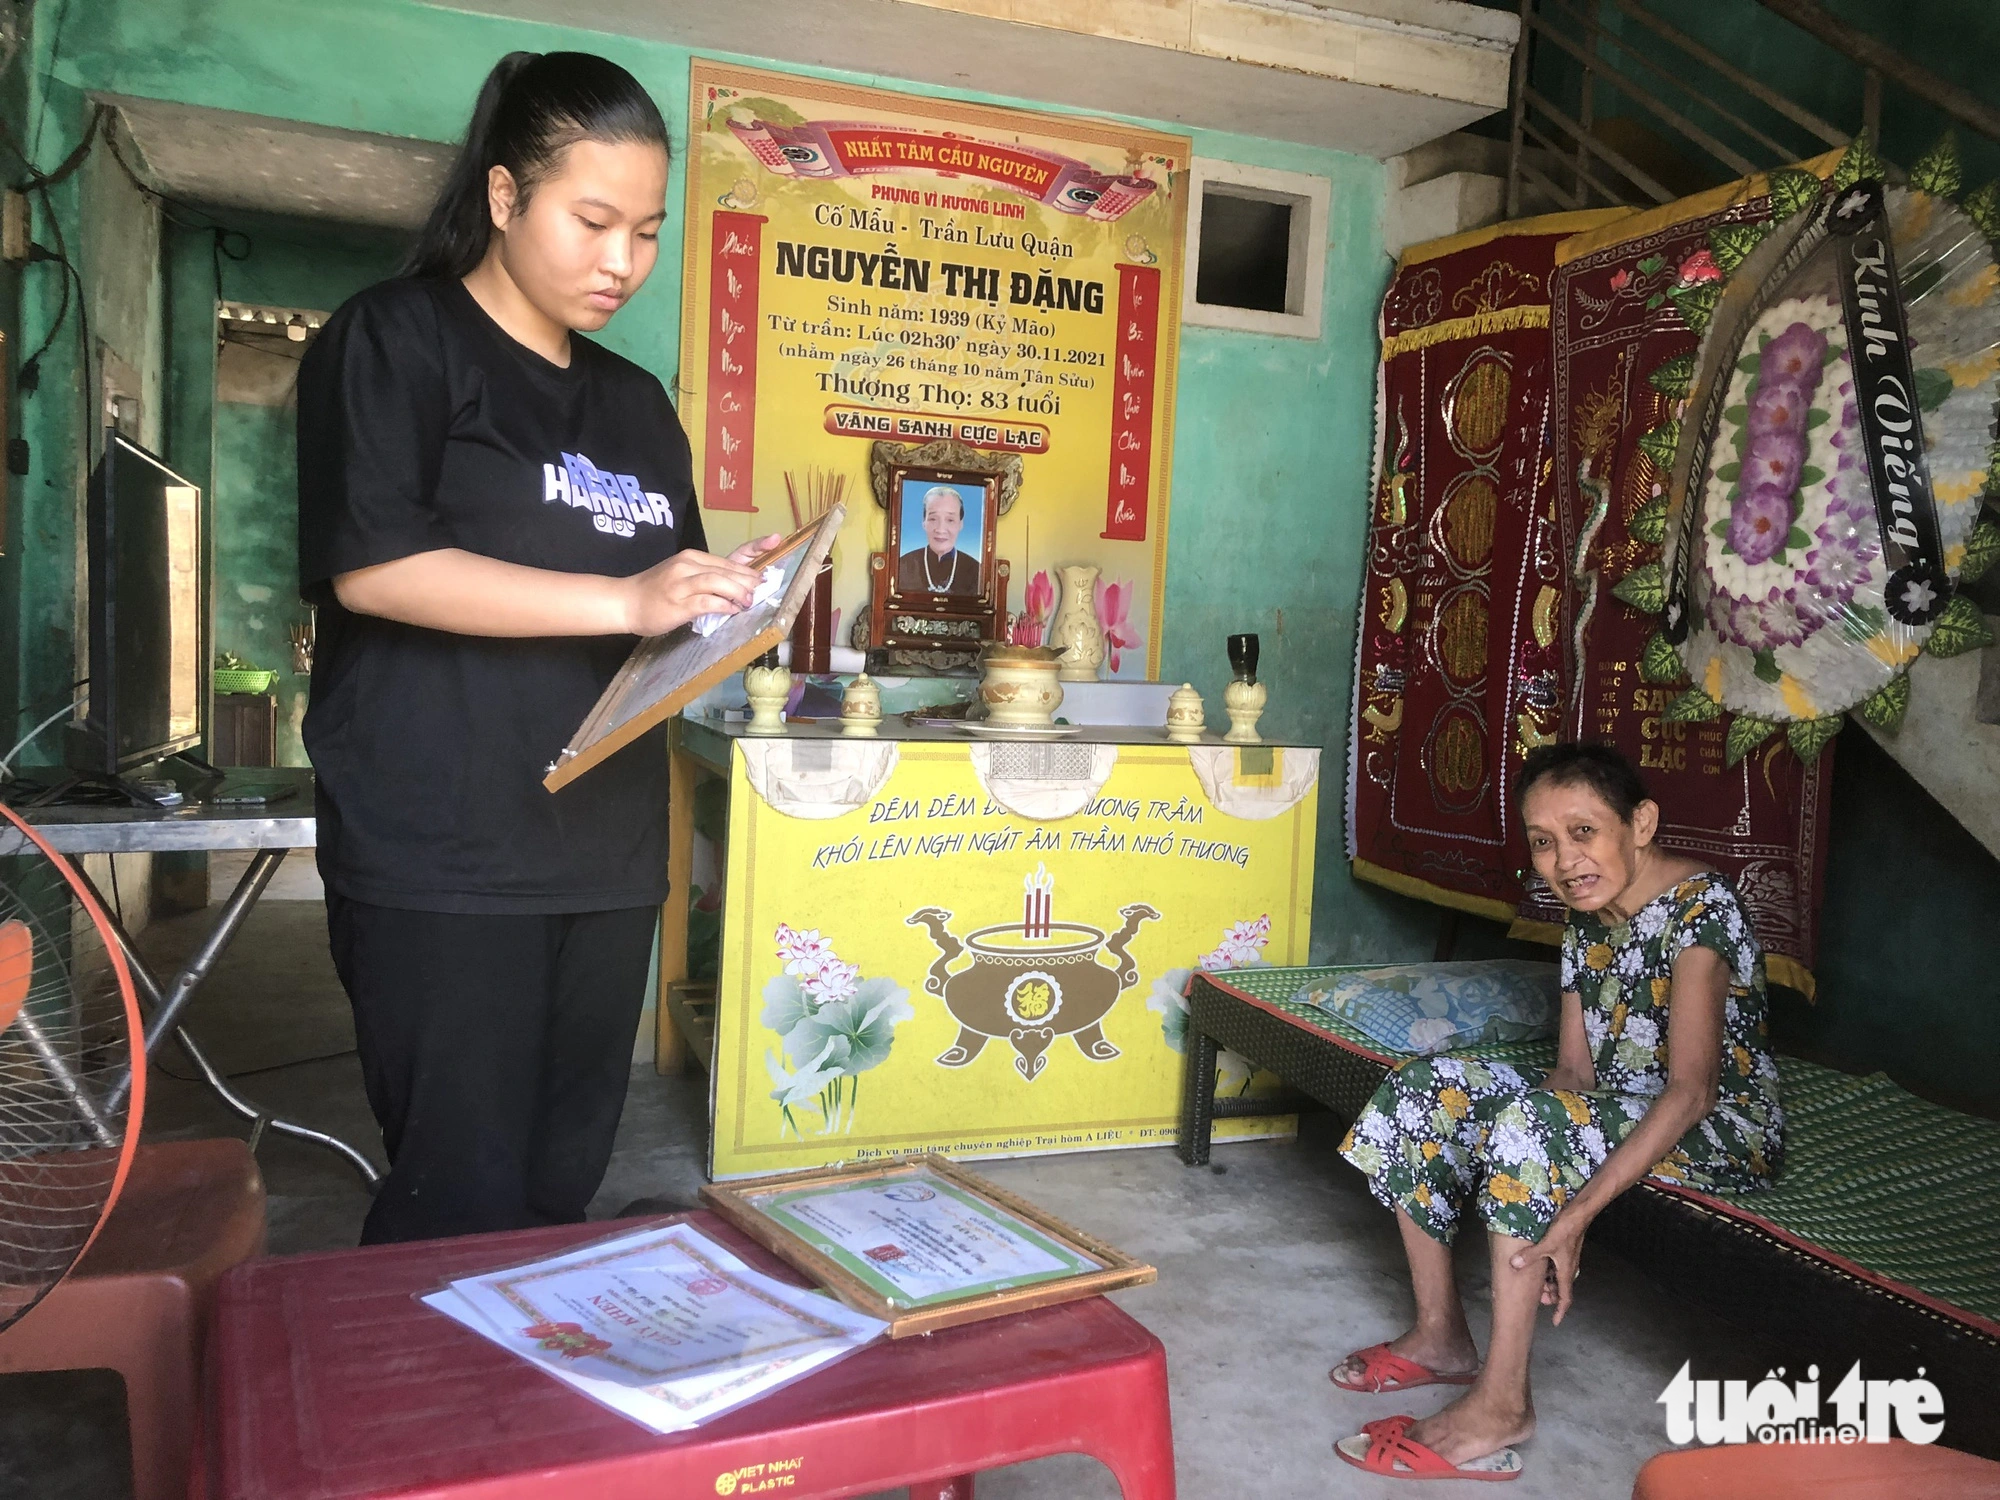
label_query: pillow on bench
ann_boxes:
[1296,961,1560,1057]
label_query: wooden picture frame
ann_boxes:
[700,1153,1155,1338]
[883,464,999,609]
[543,505,843,792]
[867,462,1009,670]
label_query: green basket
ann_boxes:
[214,668,277,695]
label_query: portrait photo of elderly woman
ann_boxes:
[894,478,986,597]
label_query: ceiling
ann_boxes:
[430,0,1518,159]
[101,0,1515,231]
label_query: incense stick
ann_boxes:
[783,467,846,533]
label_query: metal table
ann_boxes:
[0,767,380,1186]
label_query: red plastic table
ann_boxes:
[195,1212,1174,1500]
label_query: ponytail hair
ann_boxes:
[402,51,669,280]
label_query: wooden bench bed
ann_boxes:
[1177,965,2000,1460]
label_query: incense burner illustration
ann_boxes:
[907,865,1158,1080]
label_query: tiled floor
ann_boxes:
[7,891,1794,1499]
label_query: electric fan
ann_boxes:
[0,800,144,1334]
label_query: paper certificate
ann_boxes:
[421,1223,884,1431]
[745,1167,1101,1307]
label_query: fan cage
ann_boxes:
[0,808,144,1335]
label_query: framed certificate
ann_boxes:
[544,505,844,792]
[701,1154,1155,1337]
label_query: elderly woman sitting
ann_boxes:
[1332,742,1784,1482]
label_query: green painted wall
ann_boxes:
[211,403,306,762]
[39,0,1425,960]
[1776,726,2000,1117]
[197,218,405,765]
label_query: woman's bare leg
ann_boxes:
[1332,1206,1479,1383]
[1401,1231,1542,1463]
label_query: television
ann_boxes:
[78,431,204,775]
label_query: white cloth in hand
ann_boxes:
[692,564,785,637]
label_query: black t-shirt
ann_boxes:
[297,277,706,913]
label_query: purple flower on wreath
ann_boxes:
[1748,380,1812,437]
[1759,322,1827,385]
[1742,429,1804,497]
[1717,588,1809,650]
[1728,484,1795,565]
[1815,496,1875,556]
[1798,536,1871,621]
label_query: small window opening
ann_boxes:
[1195,189,1295,314]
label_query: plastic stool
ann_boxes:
[197,1211,1175,1499]
[0,1136,266,1500]
[1632,1440,2000,1498]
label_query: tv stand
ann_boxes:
[23,768,170,810]
[164,749,226,794]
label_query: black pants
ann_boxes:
[325,894,656,1245]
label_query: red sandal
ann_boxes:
[1335,1414,1524,1482]
[1330,1342,1480,1393]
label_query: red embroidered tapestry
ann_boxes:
[1522,178,1841,993]
[1346,213,1628,922]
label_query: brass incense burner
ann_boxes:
[907,893,1159,1081]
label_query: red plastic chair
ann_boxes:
[195,1211,1175,1499]
[0,1136,266,1500]
[1632,1439,2000,1498]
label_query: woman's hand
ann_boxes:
[1511,1207,1590,1324]
[331,533,782,640]
[619,547,768,637]
[727,533,786,567]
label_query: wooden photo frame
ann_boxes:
[544,505,843,792]
[884,464,1000,609]
[700,1153,1155,1338]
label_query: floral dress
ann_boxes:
[1338,872,1784,1244]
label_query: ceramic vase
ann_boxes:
[978,645,1065,727]
[1051,565,1106,682]
[744,655,792,735]
[1165,683,1206,743]
[1227,632,1260,684]
[1223,680,1266,744]
[840,672,883,736]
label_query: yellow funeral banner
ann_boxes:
[711,744,1318,1178]
[681,62,1189,677]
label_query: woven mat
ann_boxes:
[1207,966,2000,1329]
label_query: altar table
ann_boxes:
[659,717,1319,1179]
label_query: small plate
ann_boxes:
[960,722,1083,738]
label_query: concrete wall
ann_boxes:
[19,0,1436,960]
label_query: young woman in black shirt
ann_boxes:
[297,52,777,1244]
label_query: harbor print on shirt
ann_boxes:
[542,451,676,538]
